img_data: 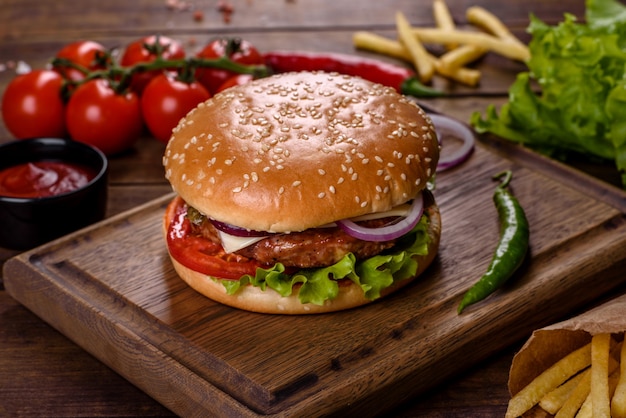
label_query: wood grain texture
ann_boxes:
[5,133,625,416]
[0,0,614,415]
[0,0,583,41]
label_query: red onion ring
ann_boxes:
[429,114,475,172]
[336,193,424,242]
[210,219,273,237]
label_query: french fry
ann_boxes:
[395,11,435,82]
[432,0,457,49]
[539,371,586,414]
[437,44,487,73]
[412,27,530,62]
[591,333,612,418]
[434,60,481,86]
[612,339,626,417]
[555,368,590,418]
[505,343,591,418]
[352,31,411,62]
[560,356,618,418]
[353,30,481,86]
[579,369,622,418]
[576,393,592,418]
[466,6,525,46]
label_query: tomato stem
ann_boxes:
[50,53,271,95]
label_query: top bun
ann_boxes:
[163,71,439,233]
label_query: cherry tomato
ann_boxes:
[195,38,262,94]
[141,73,211,143]
[166,197,263,280]
[216,73,254,93]
[54,40,109,81]
[1,69,67,139]
[65,79,143,155]
[120,35,186,93]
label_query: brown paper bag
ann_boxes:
[509,293,626,397]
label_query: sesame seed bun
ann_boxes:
[163,71,438,233]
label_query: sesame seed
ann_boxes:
[360,202,368,208]
[318,192,326,199]
[318,169,326,175]
[292,180,301,187]
[329,185,336,193]
[351,173,358,180]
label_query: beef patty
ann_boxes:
[188,211,398,268]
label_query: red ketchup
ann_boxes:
[0,161,96,198]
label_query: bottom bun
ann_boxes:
[166,202,441,315]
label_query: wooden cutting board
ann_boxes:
[4,126,626,417]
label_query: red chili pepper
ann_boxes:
[263,50,444,98]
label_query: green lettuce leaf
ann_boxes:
[217,214,432,306]
[470,0,626,188]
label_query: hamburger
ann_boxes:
[162,71,441,314]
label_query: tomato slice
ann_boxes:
[165,197,264,280]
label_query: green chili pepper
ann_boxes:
[457,170,530,314]
[400,77,446,98]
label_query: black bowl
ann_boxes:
[0,137,108,250]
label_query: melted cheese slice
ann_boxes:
[218,232,268,254]
[218,203,412,253]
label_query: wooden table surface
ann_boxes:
[0,0,602,416]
